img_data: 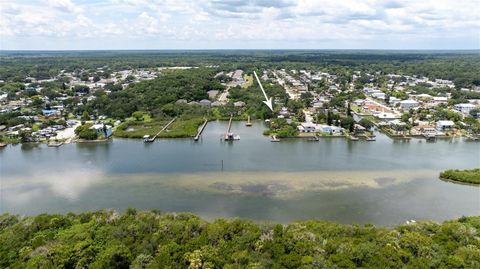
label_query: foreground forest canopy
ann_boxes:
[0,210,479,268]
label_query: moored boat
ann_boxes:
[270,135,280,142]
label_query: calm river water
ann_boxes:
[1,121,479,226]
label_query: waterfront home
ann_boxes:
[454,103,476,114]
[90,124,113,138]
[298,122,316,133]
[388,119,407,133]
[354,124,367,133]
[436,120,455,131]
[318,125,344,134]
[413,125,437,136]
[399,100,420,110]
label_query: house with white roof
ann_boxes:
[436,120,455,131]
[399,100,420,110]
[297,122,316,133]
[90,124,113,138]
[454,103,476,114]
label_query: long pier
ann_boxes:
[145,117,177,142]
[194,119,208,141]
[224,115,236,141]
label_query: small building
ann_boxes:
[436,120,455,131]
[279,107,289,116]
[354,124,367,133]
[454,103,476,114]
[388,96,401,106]
[233,101,246,107]
[353,99,364,106]
[199,99,212,107]
[431,96,448,104]
[399,100,420,110]
[207,90,219,100]
[89,124,113,138]
[211,101,223,107]
[42,109,60,117]
[388,119,407,131]
[371,91,386,100]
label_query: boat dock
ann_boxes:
[245,115,252,127]
[349,135,359,141]
[362,134,376,141]
[144,117,177,143]
[224,115,239,141]
[47,141,64,147]
[194,119,208,141]
[423,133,436,142]
[465,134,479,141]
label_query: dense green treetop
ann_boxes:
[0,210,479,268]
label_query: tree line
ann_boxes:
[0,210,478,268]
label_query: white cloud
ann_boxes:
[47,0,83,13]
[0,0,478,49]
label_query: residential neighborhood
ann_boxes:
[1,63,480,146]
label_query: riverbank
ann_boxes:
[0,210,478,268]
[440,169,480,185]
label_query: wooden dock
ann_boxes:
[144,117,177,143]
[194,119,208,141]
[224,115,239,141]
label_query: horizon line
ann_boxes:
[1,48,479,52]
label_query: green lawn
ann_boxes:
[157,117,204,138]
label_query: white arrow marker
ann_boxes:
[253,71,273,111]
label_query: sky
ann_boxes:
[0,0,479,50]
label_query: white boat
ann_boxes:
[47,141,63,147]
[143,135,155,142]
[225,133,240,141]
[270,135,280,142]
